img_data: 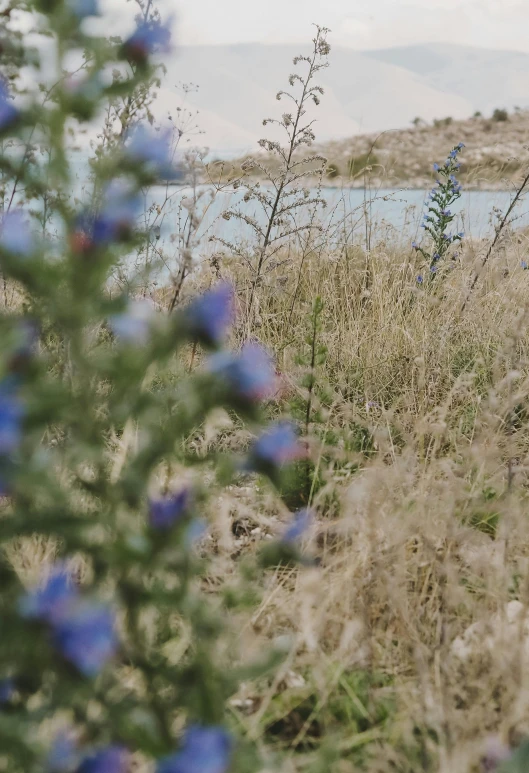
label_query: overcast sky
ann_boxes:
[173,0,529,52]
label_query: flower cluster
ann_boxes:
[413,142,465,282]
[21,564,118,677]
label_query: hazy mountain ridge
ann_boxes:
[156,43,529,156]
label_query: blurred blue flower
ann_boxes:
[0,211,35,256]
[522,260,528,270]
[123,19,172,64]
[126,126,181,181]
[149,488,191,531]
[207,343,276,403]
[157,725,232,773]
[47,731,78,772]
[433,163,440,171]
[248,422,305,473]
[411,242,418,250]
[20,563,78,623]
[442,209,451,216]
[0,677,15,705]
[417,275,423,284]
[0,80,18,131]
[67,0,99,17]
[109,299,156,345]
[282,509,312,544]
[185,284,235,347]
[78,746,129,773]
[74,181,141,250]
[52,601,117,678]
[0,389,23,456]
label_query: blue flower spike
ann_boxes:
[51,600,118,678]
[20,563,78,623]
[157,725,232,773]
[125,125,182,181]
[282,509,313,545]
[185,284,235,347]
[247,421,305,480]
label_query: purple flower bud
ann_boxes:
[433,163,440,171]
[20,563,78,623]
[78,746,130,773]
[52,601,118,677]
[184,284,235,347]
[0,211,35,256]
[149,488,191,531]
[123,19,172,65]
[125,126,181,181]
[247,422,305,475]
[416,274,423,284]
[157,725,232,773]
[207,343,277,403]
[282,509,312,544]
[0,80,18,132]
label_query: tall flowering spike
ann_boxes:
[51,601,118,677]
[109,299,156,345]
[125,126,181,181]
[207,343,277,404]
[0,211,35,256]
[19,563,78,623]
[247,422,305,477]
[185,284,235,347]
[149,488,191,531]
[157,725,233,773]
[78,746,130,773]
[122,19,172,65]
[0,80,18,132]
[282,509,313,545]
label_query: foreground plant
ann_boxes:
[0,2,310,771]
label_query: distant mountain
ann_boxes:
[153,43,529,156]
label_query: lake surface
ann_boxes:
[144,184,529,257]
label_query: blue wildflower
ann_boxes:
[73,180,141,251]
[0,211,35,256]
[522,260,528,270]
[0,678,15,705]
[417,275,423,284]
[125,126,181,181]
[184,284,235,347]
[432,252,440,262]
[109,299,156,345]
[247,422,305,475]
[20,563,78,623]
[47,731,78,772]
[442,209,451,217]
[123,19,172,64]
[157,725,232,773]
[411,242,419,250]
[457,142,465,150]
[52,601,118,677]
[458,231,465,238]
[0,80,18,132]
[207,343,277,403]
[149,488,191,531]
[282,509,312,545]
[433,163,440,172]
[78,746,129,773]
[0,389,23,456]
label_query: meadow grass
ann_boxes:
[118,217,529,772]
